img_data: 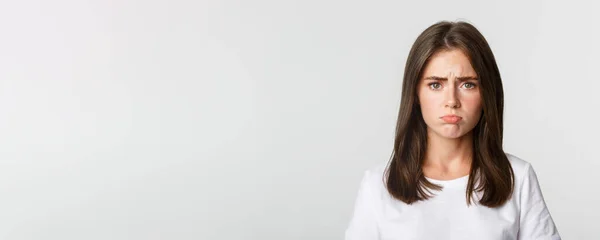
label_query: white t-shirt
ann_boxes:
[344,153,560,240]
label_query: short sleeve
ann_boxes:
[518,163,561,240]
[344,170,380,240]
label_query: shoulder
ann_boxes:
[364,161,388,181]
[505,152,533,178]
[358,161,388,193]
[505,152,542,195]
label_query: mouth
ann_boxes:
[441,115,462,124]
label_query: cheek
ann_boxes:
[461,94,483,115]
[417,92,441,118]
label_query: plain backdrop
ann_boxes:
[0,0,598,239]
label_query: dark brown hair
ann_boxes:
[384,20,514,208]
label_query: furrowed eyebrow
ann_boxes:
[423,76,478,81]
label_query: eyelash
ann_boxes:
[428,82,477,90]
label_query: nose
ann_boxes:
[445,85,460,109]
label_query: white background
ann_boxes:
[0,0,598,239]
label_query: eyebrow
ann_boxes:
[423,76,478,81]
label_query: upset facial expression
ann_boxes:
[417,49,483,139]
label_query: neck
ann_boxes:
[423,129,474,171]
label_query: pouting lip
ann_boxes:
[440,114,462,118]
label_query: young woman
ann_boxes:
[345,21,560,240]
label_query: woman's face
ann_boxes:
[417,49,483,139]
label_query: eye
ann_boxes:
[428,82,442,90]
[463,82,477,89]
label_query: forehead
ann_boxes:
[421,49,476,77]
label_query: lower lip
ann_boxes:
[441,116,462,123]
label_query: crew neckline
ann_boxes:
[425,174,470,187]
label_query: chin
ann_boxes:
[425,122,474,139]
[433,127,469,139]
[441,133,466,139]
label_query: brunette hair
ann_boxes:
[384,20,514,207]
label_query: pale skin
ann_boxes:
[417,49,483,180]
